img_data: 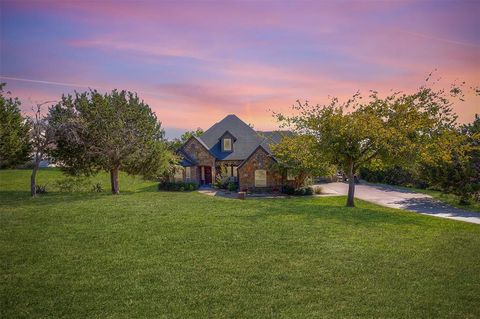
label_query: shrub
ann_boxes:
[282,185,295,195]
[35,184,47,194]
[360,166,425,188]
[282,186,313,196]
[312,185,323,194]
[158,181,199,192]
[295,187,313,195]
[227,182,237,192]
[91,183,103,193]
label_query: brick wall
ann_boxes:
[237,147,283,192]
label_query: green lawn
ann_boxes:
[1,169,479,318]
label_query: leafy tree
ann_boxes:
[48,89,175,194]
[421,115,480,204]
[276,86,457,207]
[169,128,204,149]
[0,83,31,168]
[270,134,334,188]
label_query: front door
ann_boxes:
[204,166,212,185]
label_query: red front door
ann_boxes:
[204,166,212,185]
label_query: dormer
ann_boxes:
[219,131,236,153]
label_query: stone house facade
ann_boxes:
[175,114,291,191]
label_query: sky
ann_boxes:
[1,0,479,138]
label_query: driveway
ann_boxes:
[318,182,480,224]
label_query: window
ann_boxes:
[255,169,267,187]
[174,167,184,181]
[232,166,237,178]
[185,167,191,181]
[223,138,232,151]
[287,170,295,181]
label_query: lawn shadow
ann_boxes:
[136,184,160,193]
[0,190,108,208]
[233,197,428,227]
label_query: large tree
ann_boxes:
[421,114,480,204]
[276,86,457,207]
[48,89,175,194]
[270,134,334,188]
[0,83,31,168]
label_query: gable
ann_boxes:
[237,145,277,170]
[180,136,215,166]
[199,114,264,160]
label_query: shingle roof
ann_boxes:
[191,114,292,161]
[177,149,196,166]
[198,114,264,160]
[257,130,294,153]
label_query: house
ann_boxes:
[175,114,291,191]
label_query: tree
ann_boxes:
[29,102,55,197]
[276,86,457,207]
[270,134,334,188]
[421,115,480,204]
[0,83,31,168]
[169,128,204,149]
[48,89,175,194]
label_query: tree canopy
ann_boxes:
[0,83,31,168]
[48,89,175,194]
[420,114,480,204]
[169,128,204,150]
[270,134,334,188]
[276,85,458,207]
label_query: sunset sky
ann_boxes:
[1,0,479,138]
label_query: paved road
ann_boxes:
[318,182,480,224]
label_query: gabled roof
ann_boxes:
[178,114,292,163]
[237,145,277,169]
[198,114,263,160]
[218,130,237,142]
[179,135,215,158]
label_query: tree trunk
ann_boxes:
[110,167,120,195]
[31,160,39,197]
[346,160,355,207]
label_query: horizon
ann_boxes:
[1,0,479,138]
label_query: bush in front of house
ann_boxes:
[227,182,237,192]
[312,185,323,194]
[158,181,199,192]
[281,185,313,196]
[294,187,313,196]
[282,185,295,195]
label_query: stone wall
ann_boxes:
[181,138,216,184]
[237,147,283,191]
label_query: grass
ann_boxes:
[1,169,480,318]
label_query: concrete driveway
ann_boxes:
[318,182,480,224]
